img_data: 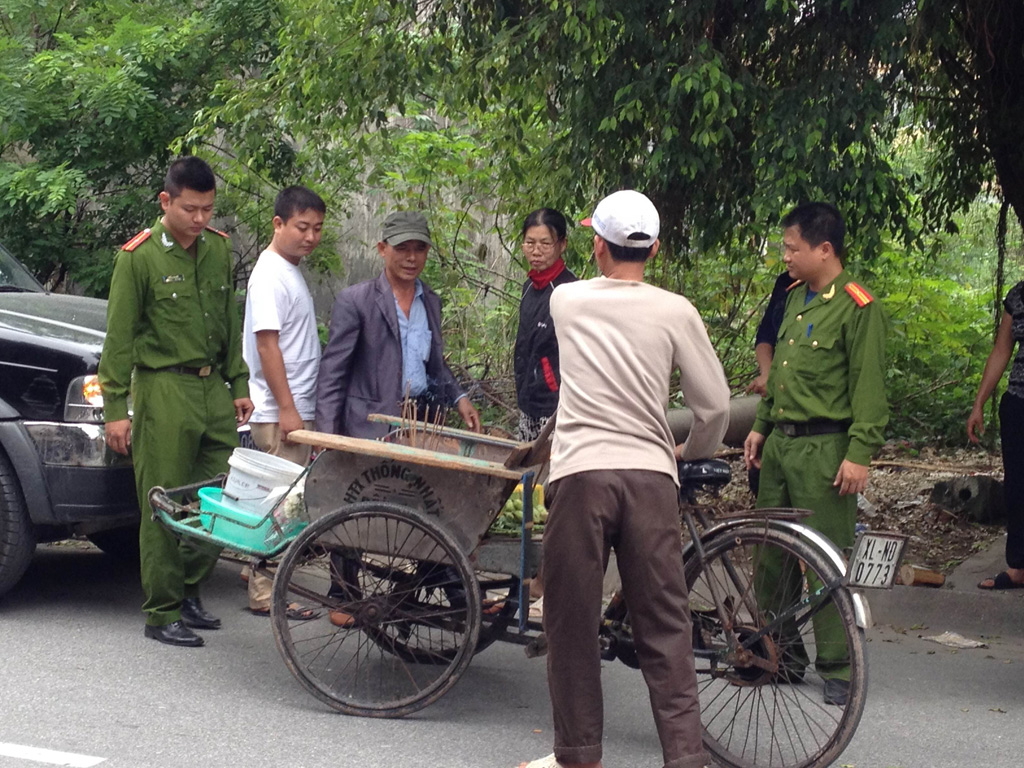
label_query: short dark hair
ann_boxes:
[274,186,326,221]
[164,156,216,198]
[521,208,567,242]
[602,237,653,263]
[781,202,845,257]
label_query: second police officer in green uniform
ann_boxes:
[99,157,253,648]
[743,202,888,706]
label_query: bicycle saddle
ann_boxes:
[676,459,732,489]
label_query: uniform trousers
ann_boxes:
[132,369,238,627]
[543,470,707,768]
[245,420,313,611]
[755,430,856,679]
[1000,393,1024,569]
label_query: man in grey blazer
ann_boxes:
[315,210,481,438]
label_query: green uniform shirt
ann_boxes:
[99,219,249,422]
[751,270,888,466]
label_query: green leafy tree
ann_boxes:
[0,0,279,293]
[912,1,1024,236]
[427,0,918,259]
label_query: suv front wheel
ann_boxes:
[0,451,36,597]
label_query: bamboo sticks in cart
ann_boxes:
[398,387,449,452]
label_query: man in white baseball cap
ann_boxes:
[579,188,660,249]
[520,190,729,768]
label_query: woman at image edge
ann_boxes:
[967,278,1024,590]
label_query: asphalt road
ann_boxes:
[2,543,1023,768]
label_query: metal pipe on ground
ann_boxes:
[667,394,760,449]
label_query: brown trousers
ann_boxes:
[543,470,707,768]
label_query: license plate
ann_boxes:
[846,531,907,589]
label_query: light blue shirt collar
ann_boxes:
[395,280,431,397]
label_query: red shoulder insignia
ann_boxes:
[205,226,230,238]
[121,229,151,252]
[845,282,874,307]
[785,279,804,292]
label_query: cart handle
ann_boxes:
[148,474,227,519]
[287,429,523,481]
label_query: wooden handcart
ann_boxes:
[150,415,551,718]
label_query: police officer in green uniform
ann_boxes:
[743,202,888,706]
[99,157,253,648]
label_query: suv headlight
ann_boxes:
[64,375,105,423]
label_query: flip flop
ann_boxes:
[250,604,321,621]
[978,571,1024,590]
[482,598,506,616]
[529,595,544,620]
[517,755,560,768]
[328,609,356,627]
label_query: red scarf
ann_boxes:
[528,258,566,290]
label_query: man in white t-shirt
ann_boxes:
[520,191,729,768]
[241,185,325,618]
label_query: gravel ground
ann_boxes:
[710,444,1005,574]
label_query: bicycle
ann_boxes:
[598,457,904,768]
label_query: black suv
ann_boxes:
[0,242,138,597]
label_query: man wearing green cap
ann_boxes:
[100,156,253,648]
[316,210,480,438]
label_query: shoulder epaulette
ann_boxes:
[785,279,804,292]
[845,282,874,307]
[205,225,230,238]
[121,229,151,252]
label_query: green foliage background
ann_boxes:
[1,0,1022,445]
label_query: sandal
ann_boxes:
[518,756,560,768]
[978,571,1024,590]
[482,598,506,616]
[529,595,544,620]
[328,609,356,627]
[250,603,321,621]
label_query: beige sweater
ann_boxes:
[548,277,730,484]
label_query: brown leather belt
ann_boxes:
[775,420,850,438]
[149,365,213,378]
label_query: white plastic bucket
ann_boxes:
[223,447,303,507]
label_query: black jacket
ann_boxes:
[513,267,577,418]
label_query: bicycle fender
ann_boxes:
[769,519,871,630]
[684,517,871,630]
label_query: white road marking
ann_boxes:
[0,743,105,767]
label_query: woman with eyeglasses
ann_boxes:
[513,208,578,441]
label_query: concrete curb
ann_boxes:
[865,583,1024,639]
[865,534,1024,639]
[609,535,1024,640]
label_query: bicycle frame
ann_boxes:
[681,508,871,631]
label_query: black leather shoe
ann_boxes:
[823,678,850,706]
[180,597,221,630]
[144,620,204,647]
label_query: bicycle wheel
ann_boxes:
[271,501,480,718]
[684,524,866,768]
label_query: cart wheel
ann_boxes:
[270,501,480,718]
